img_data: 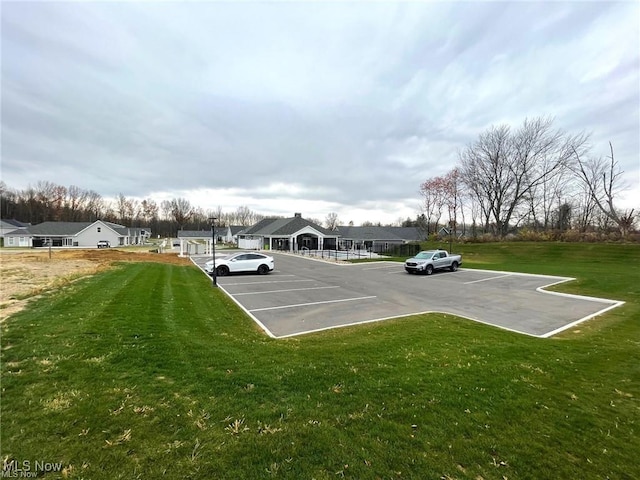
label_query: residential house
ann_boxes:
[2,220,151,248]
[0,219,30,247]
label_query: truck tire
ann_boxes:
[450,261,459,272]
[425,264,434,275]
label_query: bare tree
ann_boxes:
[140,199,159,223]
[419,176,448,235]
[33,181,65,221]
[235,206,254,226]
[459,124,512,235]
[190,207,208,229]
[526,150,575,230]
[443,168,465,236]
[208,206,225,225]
[325,212,339,230]
[459,117,587,236]
[65,185,89,221]
[85,190,104,221]
[170,198,193,230]
[116,193,137,225]
[0,181,17,219]
[160,200,172,221]
[571,142,635,237]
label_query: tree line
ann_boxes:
[0,181,269,237]
[419,117,637,239]
[0,179,406,238]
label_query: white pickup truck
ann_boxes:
[404,250,462,275]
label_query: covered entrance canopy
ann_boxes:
[237,213,339,252]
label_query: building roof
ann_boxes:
[177,227,225,238]
[241,215,337,237]
[336,226,423,242]
[26,221,97,236]
[388,227,424,242]
[113,226,151,236]
[0,219,30,228]
[5,220,132,237]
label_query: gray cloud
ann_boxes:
[2,1,638,223]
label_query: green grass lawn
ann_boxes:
[1,243,639,479]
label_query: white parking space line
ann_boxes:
[220,278,313,286]
[249,296,377,312]
[464,273,512,284]
[233,286,340,296]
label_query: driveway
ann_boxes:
[190,253,623,338]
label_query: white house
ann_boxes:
[2,220,151,248]
[0,219,30,247]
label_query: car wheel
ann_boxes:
[425,265,434,275]
[450,261,459,272]
[257,264,270,275]
[216,265,230,276]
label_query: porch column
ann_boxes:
[319,236,324,251]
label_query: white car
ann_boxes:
[204,252,274,276]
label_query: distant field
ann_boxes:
[1,242,638,479]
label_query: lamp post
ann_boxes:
[209,217,218,287]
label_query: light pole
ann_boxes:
[209,217,218,287]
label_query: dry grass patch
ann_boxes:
[42,389,83,411]
[0,248,189,321]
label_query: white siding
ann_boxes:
[76,222,121,247]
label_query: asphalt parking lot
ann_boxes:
[191,252,623,339]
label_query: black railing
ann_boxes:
[297,248,375,260]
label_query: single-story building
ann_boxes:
[335,225,424,253]
[2,220,151,248]
[238,213,339,251]
[0,219,30,247]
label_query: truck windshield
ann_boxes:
[415,251,435,259]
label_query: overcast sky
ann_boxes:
[2,1,638,225]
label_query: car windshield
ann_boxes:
[415,251,435,259]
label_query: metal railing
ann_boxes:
[296,248,377,261]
